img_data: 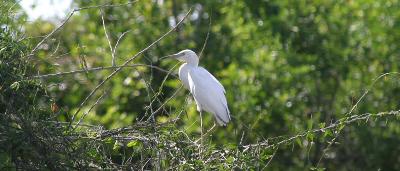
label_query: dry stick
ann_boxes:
[75,91,107,128]
[100,9,116,66]
[198,11,212,59]
[31,64,175,79]
[194,123,216,144]
[50,39,61,57]
[113,30,131,59]
[137,68,156,122]
[70,9,192,129]
[146,85,184,121]
[177,130,199,146]
[171,109,186,124]
[262,146,279,170]
[143,62,180,122]
[315,72,400,167]
[53,52,70,59]
[78,49,90,76]
[239,131,245,146]
[29,1,138,56]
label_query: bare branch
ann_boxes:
[146,85,184,122]
[113,30,131,60]
[100,9,116,66]
[263,146,279,169]
[31,64,175,79]
[198,10,212,59]
[74,91,107,127]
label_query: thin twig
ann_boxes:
[194,123,216,143]
[198,10,211,59]
[31,64,175,79]
[146,85,184,122]
[74,91,107,128]
[100,9,116,66]
[113,30,131,61]
[262,146,279,170]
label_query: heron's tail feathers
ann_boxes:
[213,109,230,126]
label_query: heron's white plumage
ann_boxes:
[187,67,230,125]
[172,49,231,126]
[178,63,190,89]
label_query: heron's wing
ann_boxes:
[188,67,230,126]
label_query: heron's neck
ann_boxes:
[185,56,199,66]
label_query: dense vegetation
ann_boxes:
[1,0,400,170]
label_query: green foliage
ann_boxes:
[1,0,400,170]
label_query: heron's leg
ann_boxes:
[199,110,203,157]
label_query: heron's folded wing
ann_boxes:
[187,67,230,125]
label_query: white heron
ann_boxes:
[165,49,231,126]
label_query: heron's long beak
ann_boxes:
[160,53,183,60]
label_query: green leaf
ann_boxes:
[10,82,20,90]
[310,167,326,171]
[319,123,326,129]
[113,140,121,151]
[307,133,314,142]
[127,140,139,147]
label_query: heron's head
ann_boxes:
[164,49,199,66]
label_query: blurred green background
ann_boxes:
[2,0,400,170]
